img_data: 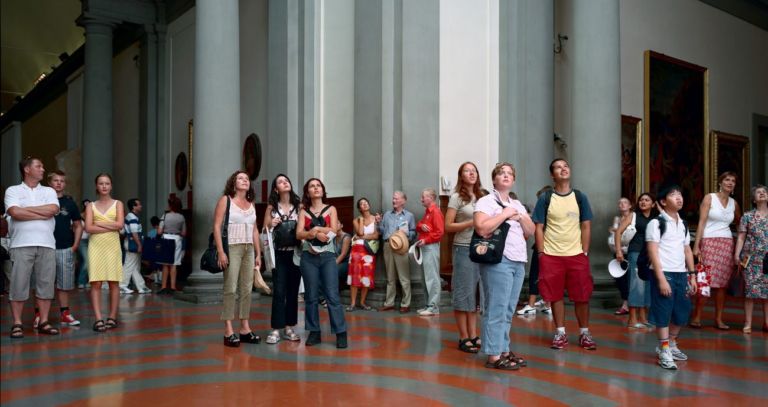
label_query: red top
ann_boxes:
[416,203,445,245]
[304,214,331,231]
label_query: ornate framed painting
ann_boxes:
[710,130,750,210]
[621,115,642,203]
[243,133,262,180]
[174,152,188,191]
[644,51,709,223]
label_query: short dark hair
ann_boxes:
[658,185,682,201]
[127,198,140,211]
[47,170,66,181]
[549,158,568,175]
[18,156,40,178]
[150,216,160,227]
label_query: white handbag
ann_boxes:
[608,213,636,254]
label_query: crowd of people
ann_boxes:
[3,156,766,373]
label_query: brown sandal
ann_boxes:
[37,321,60,335]
[506,352,527,367]
[105,318,119,329]
[484,357,520,371]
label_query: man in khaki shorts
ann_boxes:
[4,157,60,338]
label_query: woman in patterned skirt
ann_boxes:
[347,198,379,311]
[734,185,768,334]
[84,173,124,332]
[691,172,741,330]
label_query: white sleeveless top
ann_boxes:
[353,221,375,246]
[228,203,257,244]
[702,193,735,238]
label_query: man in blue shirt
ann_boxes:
[377,191,416,313]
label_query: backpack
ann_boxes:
[636,214,688,281]
[307,205,332,247]
[272,205,299,248]
[540,189,588,231]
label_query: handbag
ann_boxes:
[272,206,299,248]
[609,213,635,254]
[469,199,510,264]
[364,239,380,255]
[261,226,276,271]
[727,267,745,297]
[200,197,231,274]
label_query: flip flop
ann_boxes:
[688,321,702,329]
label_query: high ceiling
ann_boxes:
[0,0,83,115]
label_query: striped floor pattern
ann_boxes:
[1,290,766,406]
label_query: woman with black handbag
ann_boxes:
[263,174,303,344]
[297,178,348,348]
[213,171,262,347]
[473,162,534,371]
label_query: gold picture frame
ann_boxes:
[644,50,709,224]
[710,130,750,210]
[621,115,642,202]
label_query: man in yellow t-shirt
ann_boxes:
[532,159,595,351]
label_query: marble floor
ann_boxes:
[1,289,766,406]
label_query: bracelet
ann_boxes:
[687,271,696,275]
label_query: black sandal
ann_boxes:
[93,319,106,332]
[10,324,23,339]
[484,357,520,371]
[224,334,240,347]
[458,338,479,353]
[37,321,59,335]
[471,336,482,348]
[105,318,119,329]
[506,352,527,367]
[239,332,261,344]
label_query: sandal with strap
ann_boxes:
[93,320,106,332]
[470,336,482,348]
[345,305,356,312]
[240,331,261,344]
[484,357,520,371]
[458,338,479,353]
[359,304,373,311]
[105,318,119,330]
[506,352,527,367]
[37,321,59,335]
[224,334,240,348]
[10,324,23,339]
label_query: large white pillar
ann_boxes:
[180,0,241,302]
[568,0,621,270]
[80,17,116,186]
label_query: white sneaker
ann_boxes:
[541,307,552,314]
[534,299,546,308]
[516,305,537,315]
[137,288,152,294]
[657,348,678,370]
[657,346,688,361]
[119,287,134,294]
[416,308,427,314]
[418,309,438,316]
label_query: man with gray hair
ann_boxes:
[377,191,416,313]
[415,188,444,316]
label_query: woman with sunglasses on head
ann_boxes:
[263,174,303,344]
[347,197,379,311]
[297,178,348,348]
[214,171,262,347]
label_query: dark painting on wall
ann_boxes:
[243,134,262,181]
[711,131,750,211]
[644,51,708,224]
[621,115,641,203]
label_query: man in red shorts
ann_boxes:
[532,159,596,350]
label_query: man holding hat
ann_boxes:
[377,191,416,313]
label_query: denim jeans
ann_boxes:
[479,257,525,356]
[271,250,302,329]
[627,251,651,307]
[421,243,441,312]
[301,251,347,334]
[77,239,89,287]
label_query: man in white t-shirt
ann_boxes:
[646,185,697,370]
[4,157,61,338]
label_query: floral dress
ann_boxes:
[738,210,768,299]
[347,221,376,288]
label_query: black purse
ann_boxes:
[469,199,510,264]
[200,197,230,274]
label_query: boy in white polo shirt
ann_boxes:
[646,185,697,370]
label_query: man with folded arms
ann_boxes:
[377,191,416,313]
[5,157,60,338]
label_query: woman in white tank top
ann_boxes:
[691,172,741,330]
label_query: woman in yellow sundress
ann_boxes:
[85,173,124,333]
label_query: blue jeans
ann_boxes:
[301,251,347,334]
[421,243,441,312]
[627,251,651,307]
[479,257,525,356]
[77,240,89,287]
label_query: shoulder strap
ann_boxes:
[225,197,231,224]
[542,190,554,231]
[657,215,666,237]
[320,205,331,216]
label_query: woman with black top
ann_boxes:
[297,178,348,348]
[615,192,656,328]
[263,174,303,344]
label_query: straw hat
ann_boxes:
[389,230,409,255]
[408,243,422,265]
[608,259,629,278]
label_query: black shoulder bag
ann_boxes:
[200,197,230,274]
[469,199,510,264]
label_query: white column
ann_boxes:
[180,0,241,302]
[569,0,621,268]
